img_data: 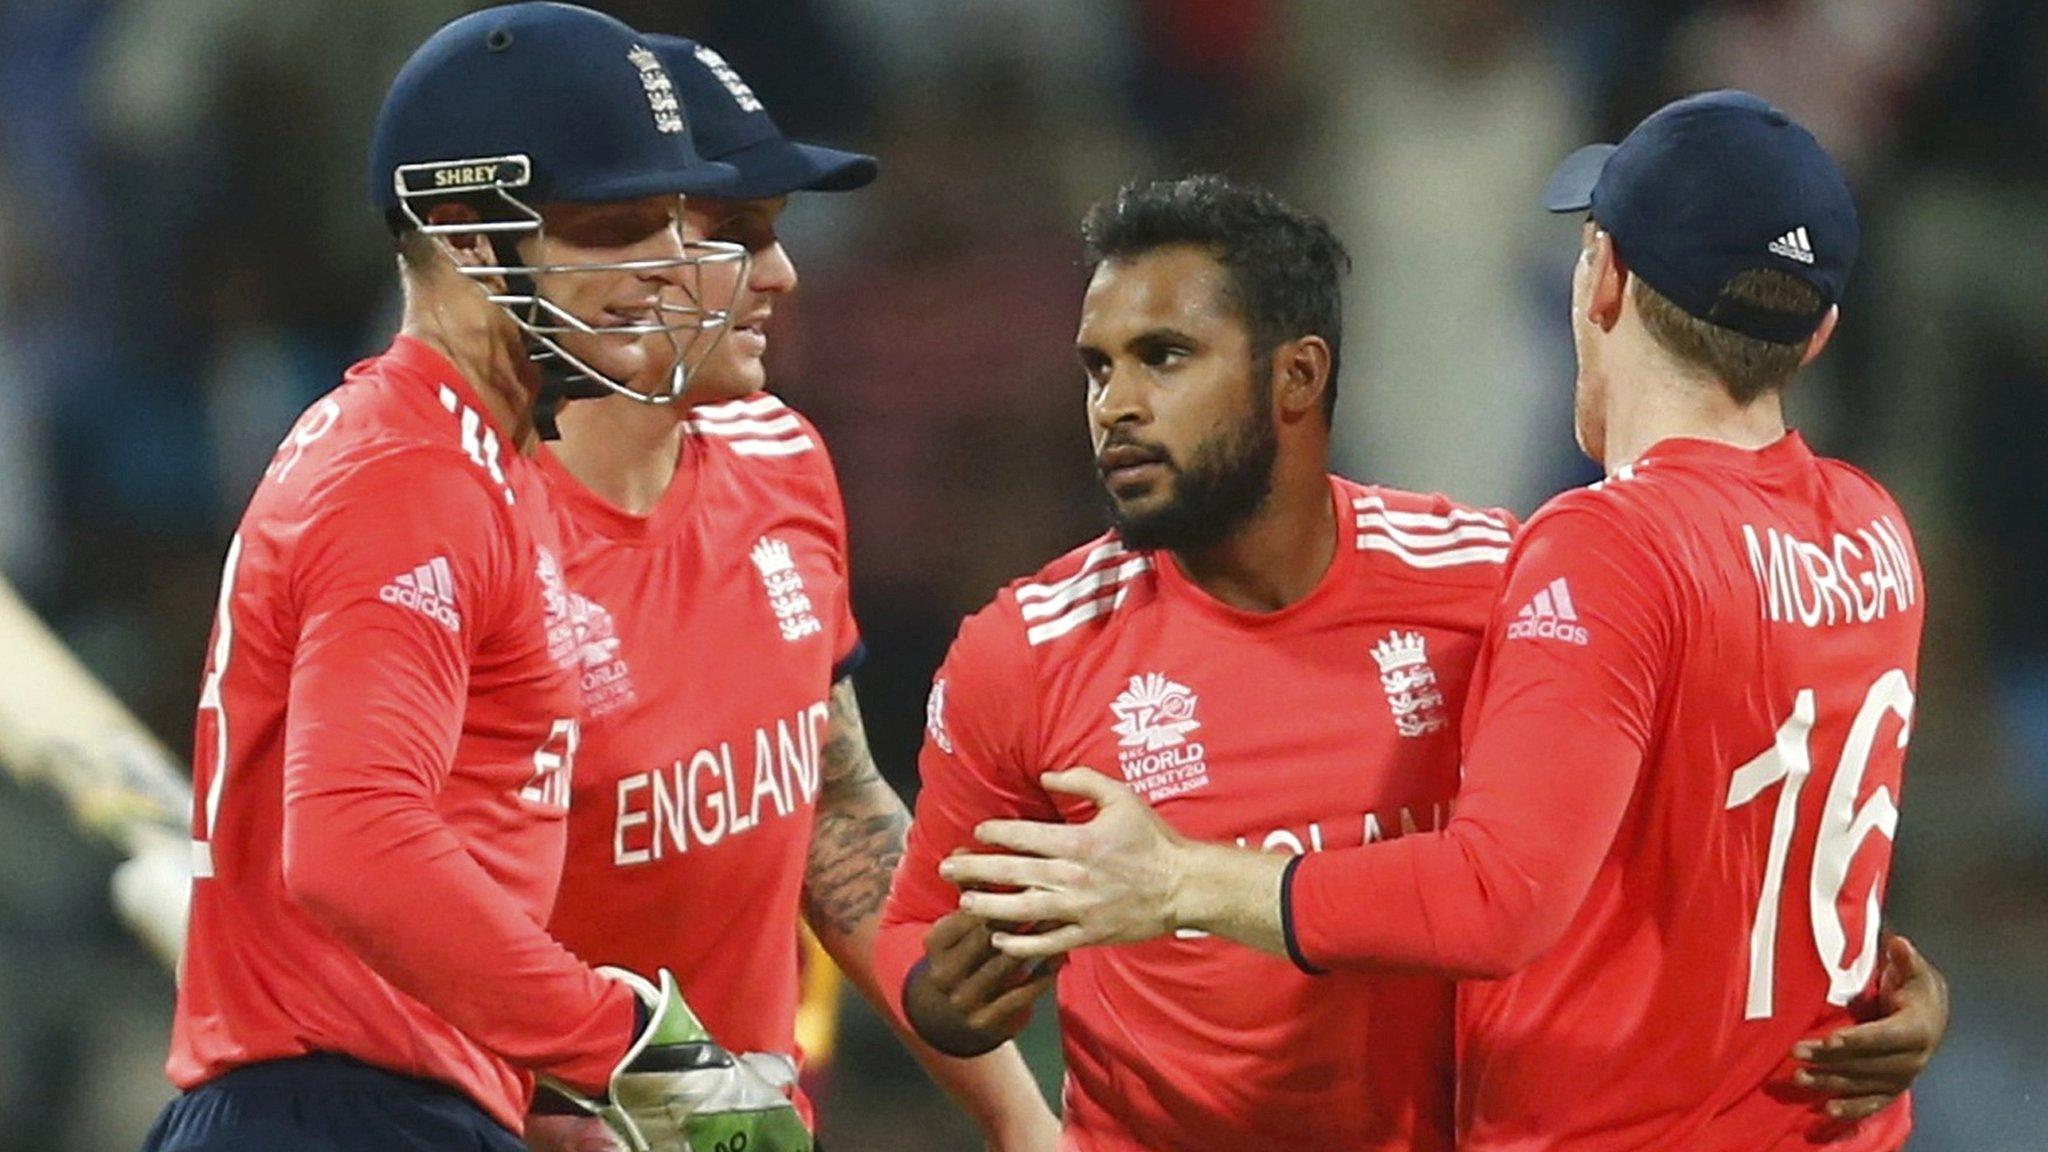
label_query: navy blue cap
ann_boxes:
[649,36,878,200]
[369,3,735,214]
[1543,90,1857,344]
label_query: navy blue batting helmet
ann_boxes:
[370,2,735,216]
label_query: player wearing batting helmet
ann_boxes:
[524,35,1058,1152]
[150,6,807,1152]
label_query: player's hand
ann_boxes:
[903,910,1062,1058]
[541,968,813,1152]
[944,767,1190,959]
[1791,931,1950,1122]
[525,1113,625,1152]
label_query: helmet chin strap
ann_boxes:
[484,232,554,438]
[488,232,631,441]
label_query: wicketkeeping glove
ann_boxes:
[543,968,813,1152]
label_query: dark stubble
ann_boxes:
[1104,376,1279,553]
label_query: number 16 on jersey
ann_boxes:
[1726,670,1912,1020]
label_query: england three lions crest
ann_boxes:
[751,536,823,643]
[1372,631,1447,738]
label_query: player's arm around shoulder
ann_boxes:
[802,667,1057,1151]
[1259,495,1683,977]
[1797,930,1951,1122]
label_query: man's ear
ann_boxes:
[423,202,494,270]
[1800,306,1840,367]
[1586,228,1627,332]
[1274,335,1332,423]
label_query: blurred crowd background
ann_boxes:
[0,0,2043,1147]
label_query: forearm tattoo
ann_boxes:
[803,676,911,937]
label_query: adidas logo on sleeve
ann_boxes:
[379,556,461,632]
[1506,577,1588,645]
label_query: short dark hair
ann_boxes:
[1633,269,1820,405]
[1081,175,1351,420]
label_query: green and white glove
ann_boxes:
[545,968,814,1152]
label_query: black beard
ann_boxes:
[1105,398,1278,553]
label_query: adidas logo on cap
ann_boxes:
[1506,577,1588,645]
[1768,226,1816,265]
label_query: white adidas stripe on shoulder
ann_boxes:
[1024,568,1150,645]
[1026,596,1117,646]
[1355,512,1512,549]
[1019,556,1151,622]
[1017,542,1128,603]
[1358,535,1510,568]
[692,394,788,422]
[692,413,805,438]
[1019,545,1152,646]
[1588,463,1640,492]
[686,425,817,456]
[724,436,818,457]
[1351,495,1511,532]
[1352,494,1512,569]
[685,395,815,457]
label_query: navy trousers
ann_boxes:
[141,1054,527,1152]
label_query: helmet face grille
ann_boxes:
[394,157,748,407]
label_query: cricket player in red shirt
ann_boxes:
[875,174,1944,1151]
[947,96,1939,1151]
[149,7,807,1152]
[523,36,1056,1152]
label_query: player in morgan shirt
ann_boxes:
[525,36,1055,1152]
[148,8,810,1152]
[950,100,1943,1151]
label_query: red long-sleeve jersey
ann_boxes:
[542,394,864,1129]
[1289,433,1923,1150]
[169,336,634,1132]
[880,477,1515,1151]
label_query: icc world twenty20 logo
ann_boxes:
[1107,673,1212,804]
[1110,672,1201,751]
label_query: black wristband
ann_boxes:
[1279,854,1328,975]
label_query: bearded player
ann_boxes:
[950,98,1940,1151]
[880,174,1948,1151]
[149,8,812,1152]
[522,36,1057,1152]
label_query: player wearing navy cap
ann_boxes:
[946,93,1935,1150]
[524,35,1058,1152]
[151,6,809,1152]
